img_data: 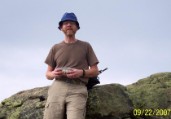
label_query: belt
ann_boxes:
[56,78,86,85]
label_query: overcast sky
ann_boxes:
[0,0,171,102]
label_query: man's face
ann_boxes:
[61,21,78,36]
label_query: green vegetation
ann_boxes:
[127,72,171,109]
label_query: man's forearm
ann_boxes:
[84,68,99,78]
[46,71,55,80]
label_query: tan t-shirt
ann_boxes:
[45,40,99,83]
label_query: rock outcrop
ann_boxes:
[127,72,171,119]
[1,72,171,119]
[0,84,133,119]
[86,84,133,119]
[0,87,48,119]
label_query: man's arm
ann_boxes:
[84,64,99,78]
[66,64,99,79]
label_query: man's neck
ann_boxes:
[64,36,77,43]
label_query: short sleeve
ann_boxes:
[45,46,56,68]
[86,43,99,66]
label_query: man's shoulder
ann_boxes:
[77,40,91,46]
[53,41,64,47]
[50,41,64,50]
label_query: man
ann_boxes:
[43,12,99,119]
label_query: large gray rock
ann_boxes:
[0,86,48,119]
[0,84,133,119]
[86,84,133,119]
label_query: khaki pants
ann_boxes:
[43,79,88,119]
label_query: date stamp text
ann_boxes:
[133,109,171,116]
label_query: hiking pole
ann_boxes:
[99,67,108,74]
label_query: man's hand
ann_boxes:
[66,68,83,79]
[52,68,63,78]
[46,66,63,80]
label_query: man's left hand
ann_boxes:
[66,69,83,78]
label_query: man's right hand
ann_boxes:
[52,68,63,78]
[46,66,63,80]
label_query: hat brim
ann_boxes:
[58,20,80,30]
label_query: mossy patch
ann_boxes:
[127,72,171,109]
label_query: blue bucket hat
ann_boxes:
[58,12,80,29]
